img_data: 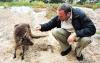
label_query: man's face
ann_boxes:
[57,9,70,21]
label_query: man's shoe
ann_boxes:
[61,45,72,56]
[76,54,83,61]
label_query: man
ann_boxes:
[35,3,96,61]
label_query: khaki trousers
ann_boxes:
[52,28,91,57]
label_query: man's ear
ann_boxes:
[67,12,71,17]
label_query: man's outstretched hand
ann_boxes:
[34,24,41,31]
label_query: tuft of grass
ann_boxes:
[96,31,100,34]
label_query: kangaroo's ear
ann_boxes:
[14,24,19,28]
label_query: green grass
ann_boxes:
[74,2,100,10]
[0,2,99,9]
[45,4,59,19]
[96,2,100,6]
[0,2,31,6]
[0,1,59,8]
[96,31,100,34]
[0,1,47,8]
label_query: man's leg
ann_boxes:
[52,28,71,56]
[75,37,91,61]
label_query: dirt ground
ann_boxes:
[0,6,100,63]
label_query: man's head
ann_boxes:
[57,3,72,21]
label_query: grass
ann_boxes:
[96,32,100,34]
[74,2,100,10]
[0,1,46,8]
[45,4,59,19]
[0,2,99,9]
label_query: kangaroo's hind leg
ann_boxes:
[13,45,19,59]
[21,46,25,60]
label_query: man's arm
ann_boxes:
[76,16,96,37]
[40,16,59,31]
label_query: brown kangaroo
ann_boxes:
[13,23,47,60]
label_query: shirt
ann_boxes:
[61,12,75,32]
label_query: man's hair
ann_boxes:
[59,3,72,13]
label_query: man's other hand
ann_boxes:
[67,33,76,45]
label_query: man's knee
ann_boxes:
[78,37,91,48]
[81,37,91,44]
[52,28,70,50]
[52,28,65,38]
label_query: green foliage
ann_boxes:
[82,4,93,8]
[77,0,87,5]
[0,1,46,8]
[96,31,100,34]
[0,0,13,2]
[50,0,64,3]
[74,3,100,10]
[0,2,28,6]
[95,2,100,6]
[32,1,46,8]
[68,0,73,4]
[45,4,58,19]
[36,0,44,1]
[0,2,10,7]
[92,5,98,9]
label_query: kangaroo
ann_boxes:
[13,23,47,60]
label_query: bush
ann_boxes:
[0,1,46,8]
[0,0,13,2]
[82,4,93,8]
[96,2,100,6]
[32,1,46,8]
[74,3,100,10]
[45,4,58,19]
[50,0,64,3]
[93,2,100,9]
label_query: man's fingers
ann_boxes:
[34,24,41,31]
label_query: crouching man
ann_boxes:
[35,3,96,61]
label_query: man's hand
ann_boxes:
[67,33,76,45]
[34,24,41,31]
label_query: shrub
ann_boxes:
[45,4,58,19]
[93,3,100,10]
[32,1,46,8]
[96,2,100,6]
[50,0,64,3]
[0,1,46,8]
